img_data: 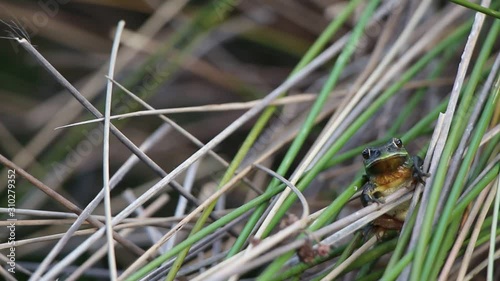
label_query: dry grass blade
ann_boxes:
[101,20,126,281]
[192,220,310,281]
[0,0,189,198]
[320,236,377,281]
[0,153,144,256]
[65,194,169,281]
[191,187,414,280]
[456,183,497,281]
[54,93,316,130]
[404,2,490,278]
[11,30,236,277]
[166,161,200,252]
[118,164,256,279]
[108,76,263,195]
[43,44,333,278]
[11,38,208,213]
[0,219,91,226]
[464,249,500,281]
[253,163,310,220]
[438,184,491,281]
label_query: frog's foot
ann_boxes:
[361,190,386,206]
[361,182,385,206]
[371,196,386,205]
[412,156,430,185]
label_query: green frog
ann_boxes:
[360,138,428,231]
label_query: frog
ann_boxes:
[360,138,429,231]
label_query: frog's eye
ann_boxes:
[362,148,371,159]
[393,138,403,148]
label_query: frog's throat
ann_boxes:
[366,153,408,168]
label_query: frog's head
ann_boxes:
[362,138,410,175]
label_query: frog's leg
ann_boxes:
[361,180,385,206]
[411,155,430,185]
[372,214,404,230]
[362,215,403,240]
[369,215,404,240]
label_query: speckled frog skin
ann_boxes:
[360,138,428,229]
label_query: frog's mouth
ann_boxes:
[366,154,407,174]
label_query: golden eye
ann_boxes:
[393,138,403,148]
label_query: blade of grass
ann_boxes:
[382,202,419,276]
[259,16,472,241]
[102,20,125,281]
[255,19,472,280]
[457,185,497,281]
[310,0,433,165]
[421,42,500,281]
[0,0,189,195]
[226,0,365,257]
[54,94,316,129]
[450,0,500,19]
[255,0,381,241]
[489,173,500,280]
[124,93,343,279]
[320,236,378,281]
[412,13,498,281]
[13,34,228,278]
[382,160,500,281]
[274,245,348,281]
[66,194,169,281]
[437,183,491,281]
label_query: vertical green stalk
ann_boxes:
[471,130,500,179]
[258,0,379,270]
[258,20,470,280]
[410,19,500,281]
[260,19,472,240]
[227,0,365,257]
[427,71,500,281]
[260,0,381,239]
[259,4,474,280]
[425,76,499,280]
[383,165,500,281]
